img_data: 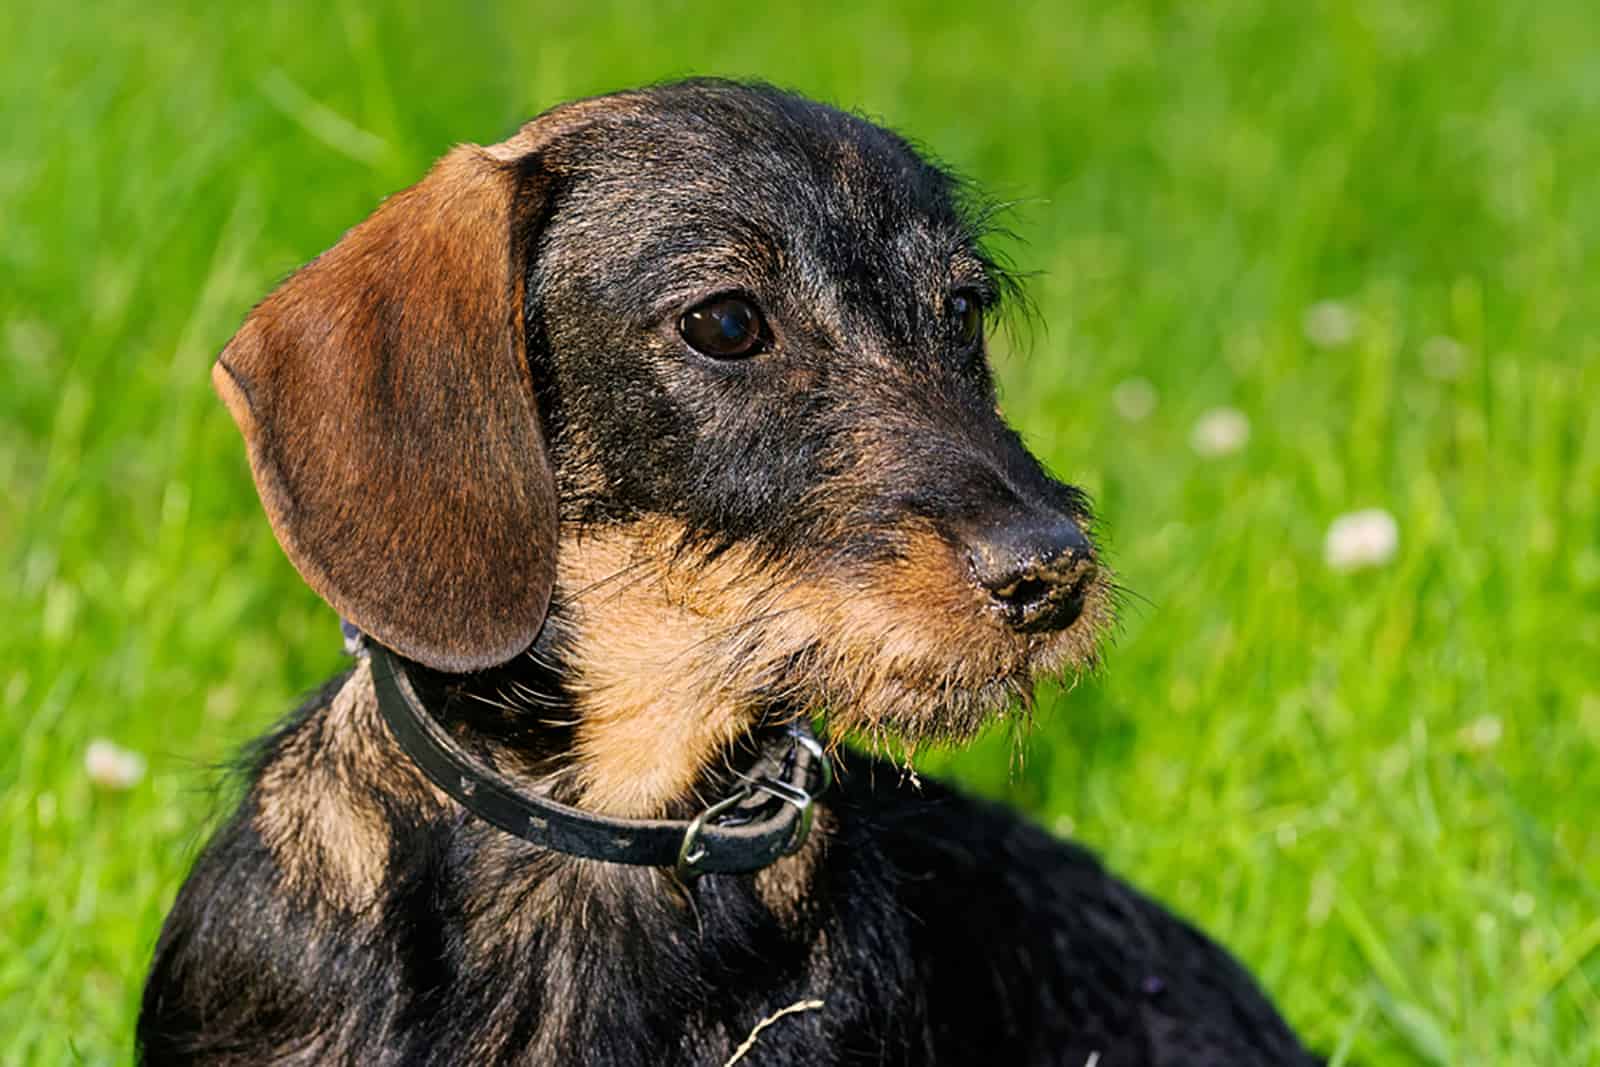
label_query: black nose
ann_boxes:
[967,515,1096,633]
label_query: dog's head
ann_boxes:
[216,81,1112,808]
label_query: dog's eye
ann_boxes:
[679,294,766,359]
[950,289,983,351]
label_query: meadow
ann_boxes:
[3,1,1597,1063]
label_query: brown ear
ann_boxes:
[214,132,564,672]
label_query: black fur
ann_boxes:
[142,686,1315,1065]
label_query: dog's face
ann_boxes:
[529,85,1110,736]
[213,81,1111,810]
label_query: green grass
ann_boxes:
[4,1,1598,1062]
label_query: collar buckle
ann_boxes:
[675,726,830,882]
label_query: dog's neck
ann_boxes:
[395,622,795,824]
[368,637,824,883]
[251,653,829,1020]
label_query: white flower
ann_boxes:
[85,738,146,790]
[1421,335,1468,381]
[1111,378,1157,421]
[1457,715,1503,751]
[1324,508,1399,572]
[1190,407,1250,456]
[1303,300,1358,349]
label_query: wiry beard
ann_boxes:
[540,519,1113,816]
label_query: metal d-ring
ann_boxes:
[674,790,747,882]
[789,728,833,795]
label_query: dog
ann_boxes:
[139,80,1320,1065]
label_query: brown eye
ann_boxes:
[951,289,983,350]
[679,294,766,359]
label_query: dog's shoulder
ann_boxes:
[824,754,1320,1066]
[138,671,411,1063]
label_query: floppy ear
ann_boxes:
[213,130,566,672]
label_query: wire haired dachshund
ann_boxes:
[138,79,1320,1066]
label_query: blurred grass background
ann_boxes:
[4,0,1598,1063]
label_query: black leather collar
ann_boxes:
[363,638,830,879]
